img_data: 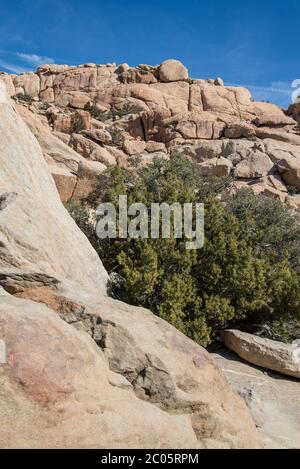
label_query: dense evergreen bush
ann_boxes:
[66,155,300,346]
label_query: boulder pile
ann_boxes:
[1,59,300,206]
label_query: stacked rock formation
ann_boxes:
[1,59,300,206]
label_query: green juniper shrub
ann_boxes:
[38,101,50,112]
[84,102,143,123]
[107,126,124,147]
[12,92,34,104]
[286,184,300,196]
[67,154,300,346]
[84,103,110,122]
[69,114,85,134]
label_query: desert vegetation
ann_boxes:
[66,154,300,346]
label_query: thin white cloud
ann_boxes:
[0,59,29,74]
[225,81,293,107]
[226,81,291,95]
[15,52,55,66]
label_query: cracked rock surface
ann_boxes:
[0,94,261,448]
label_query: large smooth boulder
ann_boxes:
[0,293,199,448]
[13,72,40,97]
[159,59,189,83]
[0,88,108,294]
[277,156,300,189]
[221,330,300,379]
[199,157,232,177]
[212,344,300,449]
[252,102,295,126]
[234,150,274,178]
[201,85,254,119]
[12,281,261,449]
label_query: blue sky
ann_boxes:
[0,0,299,107]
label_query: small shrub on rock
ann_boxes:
[70,114,85,134]
[12,92,34,104]
[85,102,143,122]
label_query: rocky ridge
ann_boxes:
[1,59,300,205]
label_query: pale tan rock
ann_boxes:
[199,157,232,177]
[277,156,300,189]
[151,81,190,115]
[51,166,77,203]
[159,59,189,82]
[197,119,225,139]
[69,133,115,165]
[189,83,204,112]
[263,139,300,164]
[160,112,226,142]
[255,127,300,145]
[267,174,288,193]
[13,280,260,449]
[13,73,40,97]
[39,87,55,102]
[0,97,108,293]
[252,102,296,126]
[124,84,170,113]
[0,294,199,449]
[91,118,106,129]
[123,138,147,155]
[120,68,157,84]
[201,84,254,119]
[222,138,258,159]
[104,145,128,167]
[138,151,169,166]
[74,109,91,130]
[116,63,130,73]
[146,141,167,153]
[53,67,98,95]
[214,77,224,86]
[37,64,71,73]
[73,159,106,199]
[53,114,73,133]
[221,330,300,380]
[16,104,82,175]
[0,74,15,96]
[225,122,256,138]
[212,344,300,449]
[234,178,287,202]
[242,174,288,202]
[179,140,225,162]
[69,93,91,109]
[234,150,274,178]
[82,63,97,68]
[82,128,112,144]
[0,90,263,449]
[52,131,71,146]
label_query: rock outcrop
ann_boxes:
[0,94,108,293]
[221,330,300,379]
[0,91,261,448]
[212,344,300,449]
[1,59,300,204]
[0,293,200,449]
